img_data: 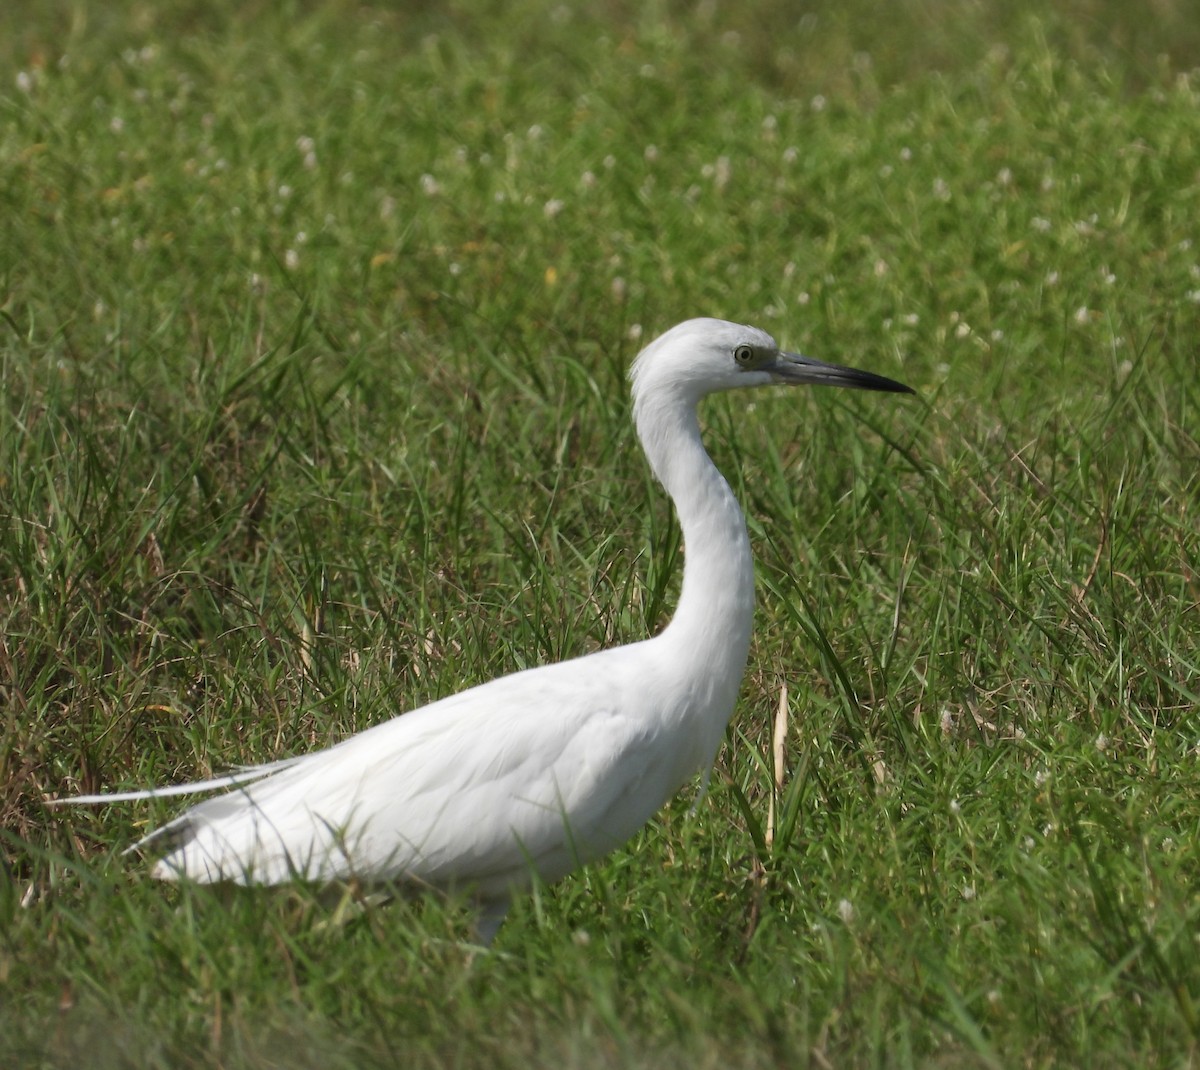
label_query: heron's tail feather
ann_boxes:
[45,756,305,807]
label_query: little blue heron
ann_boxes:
[57,317,912,943]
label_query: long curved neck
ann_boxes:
[635,392,755,700]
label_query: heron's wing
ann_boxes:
[151,652,677,891]
[402,701,665,889]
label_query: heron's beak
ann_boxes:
[768,351,914,395]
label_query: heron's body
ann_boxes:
[59,317,911,942]
[144,640,727,896]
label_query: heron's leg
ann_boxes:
[473,897,510,946]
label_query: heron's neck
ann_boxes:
[635,397,755,695]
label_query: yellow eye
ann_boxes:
[734,344,756,366]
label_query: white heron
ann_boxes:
[56,317,912,943]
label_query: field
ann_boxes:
[2,1,1199,1066]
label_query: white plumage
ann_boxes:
[57,317,912,943]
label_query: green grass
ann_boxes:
[2,0,1199,1066]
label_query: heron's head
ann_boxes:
[630,317,912,406]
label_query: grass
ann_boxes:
[2,0,1199,1065]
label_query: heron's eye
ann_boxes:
[734,344,756,366]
